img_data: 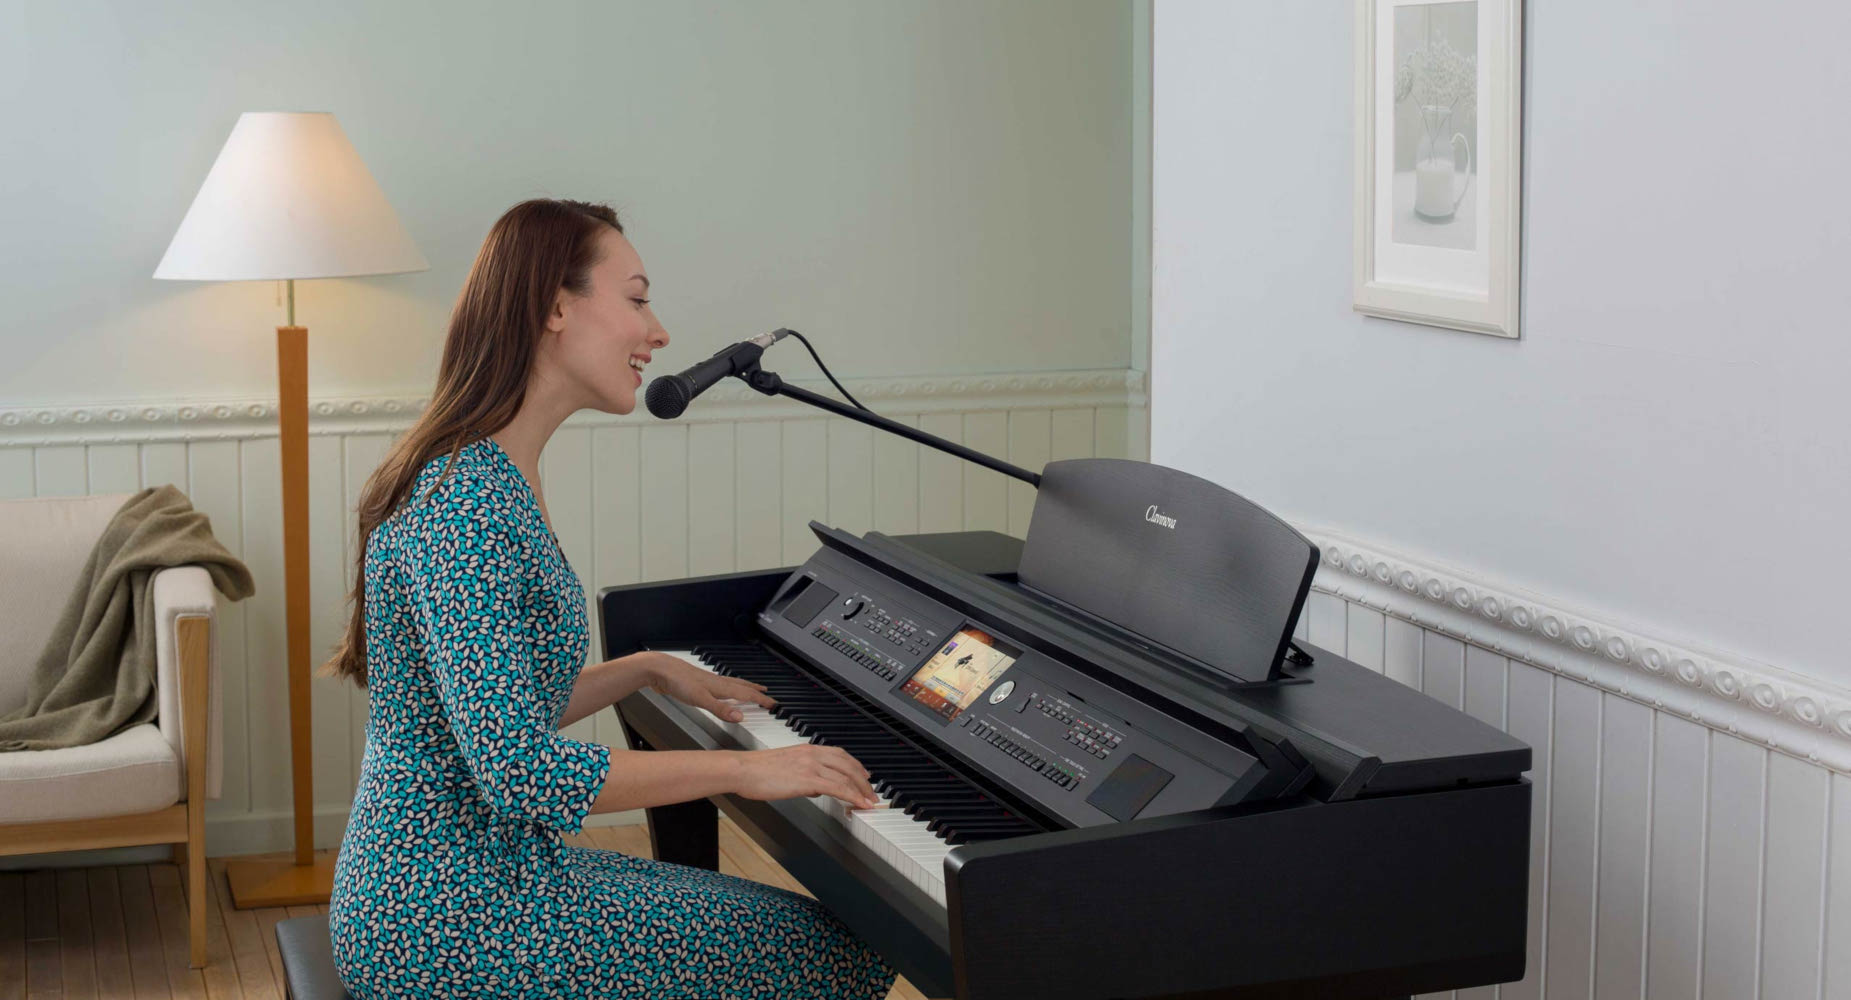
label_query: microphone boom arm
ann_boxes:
[740,367,1042,488]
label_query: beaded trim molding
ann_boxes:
[1309,528,1851,775]
[0,369,1148,446]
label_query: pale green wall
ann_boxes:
[0,0,1138,407]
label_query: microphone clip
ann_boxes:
[741,368,783,396]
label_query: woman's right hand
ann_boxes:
[733,745,881,810]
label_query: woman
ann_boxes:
[325,199,896,1000]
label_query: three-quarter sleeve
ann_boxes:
[408,472,611,833]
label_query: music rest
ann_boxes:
[1018,459,1319,684]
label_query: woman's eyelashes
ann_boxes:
[631,298,650,309]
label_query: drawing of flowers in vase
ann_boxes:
[1392,2,1478,251]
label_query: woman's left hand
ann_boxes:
[645,653,776,723]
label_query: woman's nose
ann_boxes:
[650,323,669,348]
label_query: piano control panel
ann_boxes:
[762,550,1268,829]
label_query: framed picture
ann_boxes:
[1353,0,1522,338]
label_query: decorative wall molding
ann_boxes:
[1307,527,1851,775]
[0,368,1148,447]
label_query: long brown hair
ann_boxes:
[325,198,624,685]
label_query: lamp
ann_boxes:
[156,111,426,908]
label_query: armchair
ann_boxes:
[0,491,222,968]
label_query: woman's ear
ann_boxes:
[543,290,570,335]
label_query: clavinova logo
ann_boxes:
[1144,505,1177,529]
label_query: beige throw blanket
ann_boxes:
[0,485,255,751]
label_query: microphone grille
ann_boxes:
[644,375,693,419]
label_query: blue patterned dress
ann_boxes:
[329,437,895,1000]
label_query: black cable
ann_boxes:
[784,329,868,411]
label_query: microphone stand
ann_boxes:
[737,365,1043,488]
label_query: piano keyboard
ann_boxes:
[651,643,1043,906]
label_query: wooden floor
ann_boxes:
[0,819,932,1000]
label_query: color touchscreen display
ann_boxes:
[899,627,1019,722]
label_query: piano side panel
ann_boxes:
[947,783,1532,1000]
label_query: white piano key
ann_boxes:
[654,648,951,903]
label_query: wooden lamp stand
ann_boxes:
[225,287,337,907]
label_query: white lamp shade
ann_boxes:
[154,112,428,282]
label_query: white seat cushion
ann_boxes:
[0,722,179,824]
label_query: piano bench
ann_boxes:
[274,915,354,1000]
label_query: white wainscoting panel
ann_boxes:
[1305,529,1849,1000]
[0,369,1145,855]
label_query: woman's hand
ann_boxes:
[644,652,776,723]
[733,745,881,811]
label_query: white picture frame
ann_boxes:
[1353,0,1522,338]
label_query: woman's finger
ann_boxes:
[816,756,878,803]
[824,774,879,810]
[702,692,745,723]
[722,680,776,708]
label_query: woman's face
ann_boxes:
[541,227,669,415]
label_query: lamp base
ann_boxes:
[224,850,338,909]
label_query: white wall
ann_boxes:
[1151,0,1849,689]
[1153,1,1851,997]
[0,0,1138,406]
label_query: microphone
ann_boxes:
[644,328,791,419]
